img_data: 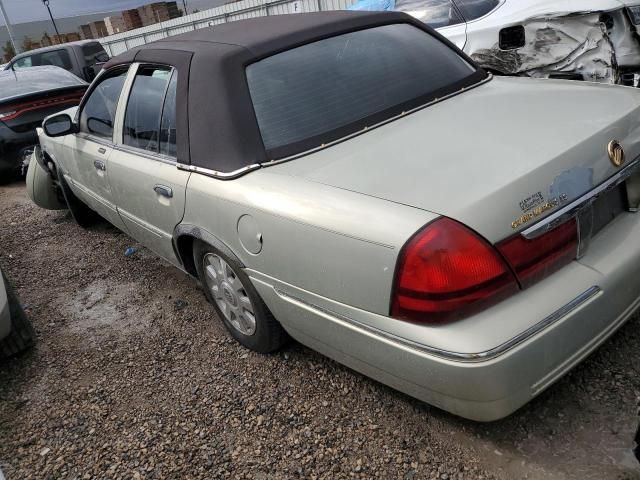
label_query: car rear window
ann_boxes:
[82,43,109,66]
[246,23,478,158]
[395,0,464,28]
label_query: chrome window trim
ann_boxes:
[76,132,114,147]
[275,285,601,363]
[522,157,640,240]
[177,163,261,180]
[113,143,177,166]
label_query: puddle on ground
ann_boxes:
[63,279,152,337]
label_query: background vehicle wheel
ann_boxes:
[56,168,99,227]
[193,240,288,353]
[0,273,35,358]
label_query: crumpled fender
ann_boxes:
[468,12,617,82]
[26,145,66,211]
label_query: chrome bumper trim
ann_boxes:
[522,159,640,240]
[275,286,602,363]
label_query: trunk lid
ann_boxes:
[269,77,640,242]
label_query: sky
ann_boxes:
[0,0,190,24]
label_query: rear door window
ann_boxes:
[453,0,499,20]
[246,23,476,157]
[395,0,464,28]
[159,71,178,158]
[37,50,73,70]
[123,66,172,153]
[82,43,109,67]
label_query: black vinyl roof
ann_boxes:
[104,11,485,175]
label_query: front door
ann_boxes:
[108,65,189,265]
[64,67,130,231]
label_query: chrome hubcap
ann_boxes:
[203,253,256,336]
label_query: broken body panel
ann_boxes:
[351,0,640,85]
[465,0,640,84]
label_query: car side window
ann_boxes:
[80,68,128,140]
[123,66,172,153]
[13,56,33,69]
[159,71,178,158]
[38,50,73,70]
[82,43,109,66]
[394,0,464,28]
[453,0,499,20]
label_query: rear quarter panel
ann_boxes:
[182,170,437,315]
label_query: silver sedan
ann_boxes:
[28,11,640,421]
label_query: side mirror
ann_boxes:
[43,113,77,137]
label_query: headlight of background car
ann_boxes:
[628,6,640,25]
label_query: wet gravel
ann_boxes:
[0,182,639,479]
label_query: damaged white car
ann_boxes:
[349,0,640,85]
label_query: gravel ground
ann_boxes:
[0,182,639,479]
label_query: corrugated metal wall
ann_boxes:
[99,0,357,56]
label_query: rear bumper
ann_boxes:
[249,210,640,421]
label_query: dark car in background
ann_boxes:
[0,66,87,182]
[3,40,109,82]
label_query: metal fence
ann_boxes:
[98,0,357,56]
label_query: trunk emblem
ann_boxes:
[608,140,625,168]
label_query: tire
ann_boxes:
[57,167,100,228]
[0,273,35,358]
[193,240,288,353]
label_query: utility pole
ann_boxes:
[182,0,188,15]
[0,0,18,55]
[42,0,60,40]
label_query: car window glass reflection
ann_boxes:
[13,56,33,69]
[123,66,171,153]
[395,0,464,27]
[80,69,128,140]
[159,71,178,158]
[454,0,499,20]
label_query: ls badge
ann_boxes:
[608,140,625,168]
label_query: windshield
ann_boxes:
[246,23,481,159]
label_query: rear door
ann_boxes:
[63,66,129,231]
[108,64,189,265]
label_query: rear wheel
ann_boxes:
[0,273,35,358]
[193,240,288,353]
[57,167,99,228]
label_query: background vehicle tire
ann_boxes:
[193,240,288,353]
[0,273,35,358]
[56,168,99,227]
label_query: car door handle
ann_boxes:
[154,185,173,198]
[94,160,106,171]
[97,147,107,154]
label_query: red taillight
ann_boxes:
[0,91,84,122]
[391,218,519,324]
[496,218,578,289]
